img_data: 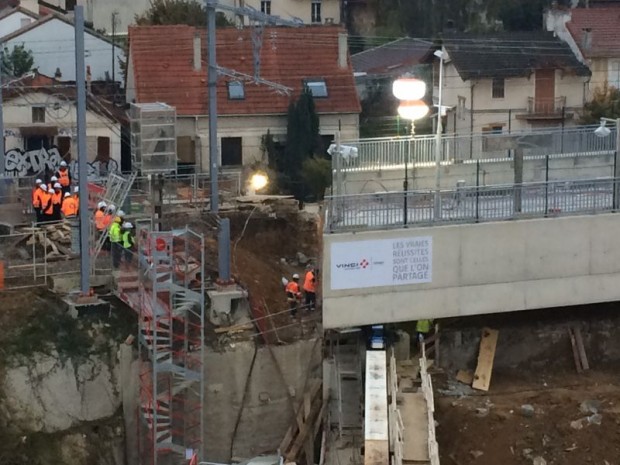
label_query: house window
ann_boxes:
[492,77,505,99]
[227,81,245,100]
[260,0,271,14]
[311,0,321,23]
[221,137,242,166]
[32,106,45,123]
[57,136,72,159]
[608,60,620,89]
[97,136,110,161]
[457,96,466,121]
[304,78,328,98]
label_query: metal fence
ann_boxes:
[339,125,617,172]
[325,177,619,232]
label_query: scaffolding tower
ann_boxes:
[118,225,205,465]
[130,102,177,175]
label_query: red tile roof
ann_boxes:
[128,25,361,116]
[566,7,620,58]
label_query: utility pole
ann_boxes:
[206,0,218,213]
[0,47,4,177]
[111,11,118,84]
[75,6,90,293]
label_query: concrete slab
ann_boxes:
[63,295,111,318]
[51,274,112,294]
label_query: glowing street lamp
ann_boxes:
[247,172,268,196]
[392,77,429,225]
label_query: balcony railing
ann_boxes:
[526,96,567,115]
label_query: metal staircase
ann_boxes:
[115,224,205,465]
[90,171,138,270]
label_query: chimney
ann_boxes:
[582,27,592,50]
[193,32,201,71]
[338,32,347,69]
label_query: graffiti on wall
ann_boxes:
[4,147,119,179]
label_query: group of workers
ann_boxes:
[94,201,134,269]
[31,161,79,223]
[285,264,318,318]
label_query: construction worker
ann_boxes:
[416,319,434,343]
[109,215,122,269]
[61,192,78,218]
[51,183,63,222]
[285,273,302,319]
[32,179,47,223]
[121,222,135,269]
[94,201,107,232]
[303,264,317,312]
[40,184,54,223]
[48,175,58,190]
[56,161,71,194]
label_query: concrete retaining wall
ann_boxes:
[203,338,322,462]
[341,153,615,194]
[322,213,620,328]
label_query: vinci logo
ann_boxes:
[360,259,369,269]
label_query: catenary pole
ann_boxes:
[75,6,90,293]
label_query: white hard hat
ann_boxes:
[35,178,42,184]
[60,161,67,167]
[117,210,125,217]
[54,183,62,189]
[292,273,300,280]
[50,176,58,182]
[97,201,107,209]
[64,192,70,197]
[73,186,79,193]
[122,222,133,229]
[40,184,48,191]
[108,205,116,213]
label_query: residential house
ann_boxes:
[2,72,123,178]
[352,37,432,99]
[429,32,590,139]
[221,0,341,25]
[545,4,620,94]
[0,6,37,36]
[0,12,125,84]
[126,25,360,171]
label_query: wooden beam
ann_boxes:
[472,328,499,391]
[568,328,583,373]
[573,327,589,371]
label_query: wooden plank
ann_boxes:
[213,323,253,334]
[286,396,322,460]
[568,328,583,373]
[279,379,321,455]
[472,328,499,392]
[573,327,589,371]
[400,392,429,462]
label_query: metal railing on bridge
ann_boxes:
[339,125,616,172]
[325,177,620,233]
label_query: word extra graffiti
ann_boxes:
[4,146,119,178]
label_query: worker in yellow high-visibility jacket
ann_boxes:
[416,319,433,342]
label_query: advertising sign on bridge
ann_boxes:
[330,237,432,290]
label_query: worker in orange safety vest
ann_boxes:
[40,186,54,223]
[51,183,63,222]
[56,160,71,194]
[61,192,78,218]
[285,273,302,319]
[303,265,318,312]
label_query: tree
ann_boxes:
[283,86,321,199]
[135,0,232,27]
[302,156,332,200]
[1,44,34,78]
[581,85,620,124]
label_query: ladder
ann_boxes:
[90,171,138,271]
[332,329,363,438]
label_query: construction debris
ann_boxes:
[569,326,589,373]
[18,222,75,260]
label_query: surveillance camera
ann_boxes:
[594,125,611,138]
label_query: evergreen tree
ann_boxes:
[1,44,34,78]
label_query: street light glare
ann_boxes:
[397,100,430,121]
[249,173,268,191]
[392,78,426,101]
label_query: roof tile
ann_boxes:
[566,7,620,58]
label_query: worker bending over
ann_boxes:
[61,192,78,219]
[416,319,434,343]
[285,273,302,319]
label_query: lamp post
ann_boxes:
[392,77,429,225]
[433,49,445,220]
[594,117,620,210]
